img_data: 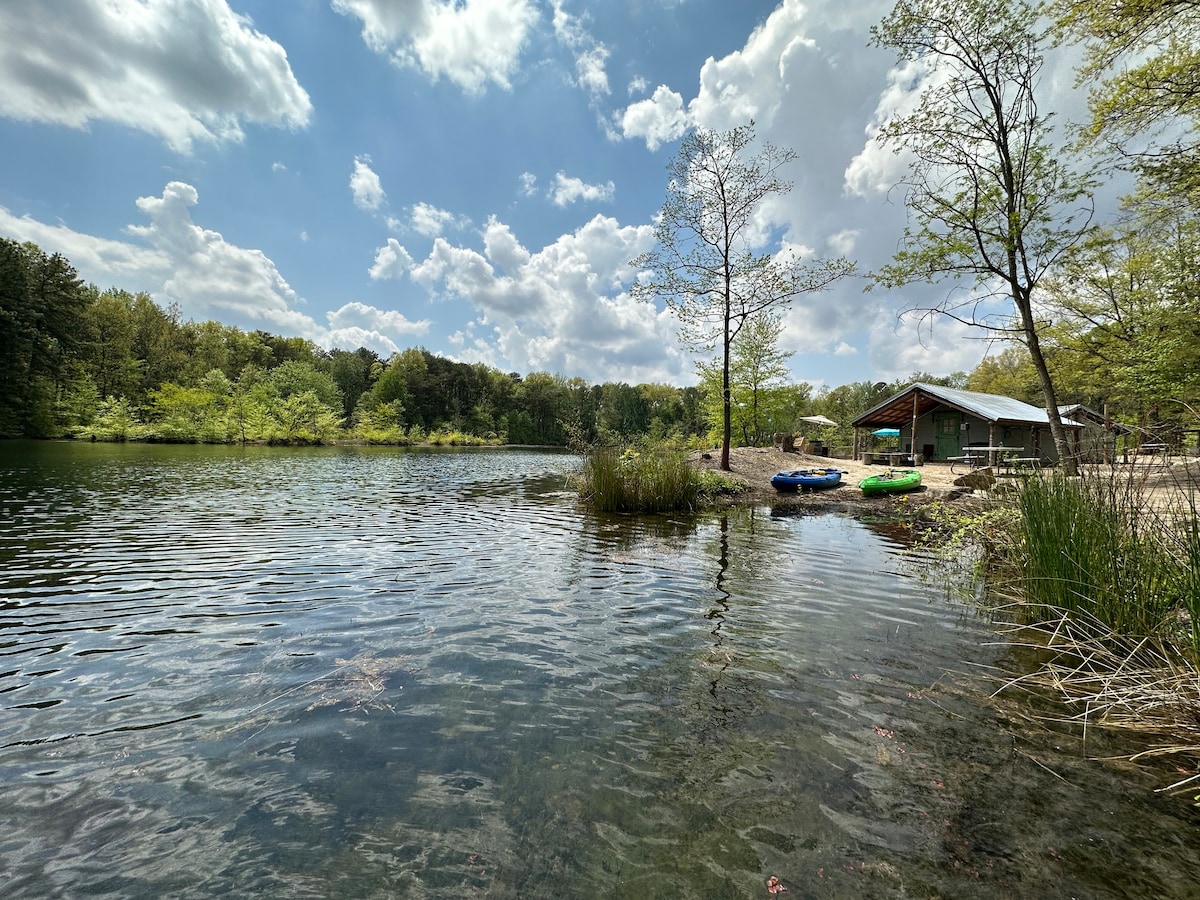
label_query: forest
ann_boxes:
[0,235,939,450]
[0,227,1196,451]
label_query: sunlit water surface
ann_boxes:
[0,441,1197,899]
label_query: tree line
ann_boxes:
[1,228,1192,451]
[0,236,866,447]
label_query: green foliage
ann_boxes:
[270,391,342,444]
[1039,202,1200,429]
[697,313,799,446]
[0,239,90,436]
[426,428,492,446]
[576,446,705,513]
[74,396,145,442]
[1054,0,1200,203]
[353,400,409,445]
[268,359,343,412]
[965,349,1042,405]
[1012,469,1200,652]
[147,382,229,443]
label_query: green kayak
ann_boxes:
[858,468,923,496]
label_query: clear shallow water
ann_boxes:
[0,441,1197,899]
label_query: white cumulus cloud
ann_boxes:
[409,202,469,238]
[551,1,610,101]
[409,213,688,382]
[325,301,430,355]
[549,172,615,207]
[0,0,311,153]
[350,155,387,211]
[369,239,415,280]
[620,85,690,151]
[332,0,538,94]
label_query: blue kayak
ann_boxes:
[771,467,843,492]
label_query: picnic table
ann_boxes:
[948,446,1025,473]
[883,451,916,466]
[997,456,1044,476]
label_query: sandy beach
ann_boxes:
[688,445,1200,513]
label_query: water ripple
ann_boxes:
[1,443,1198,898]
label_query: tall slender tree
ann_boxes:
[870,0,1097,471]
[632,122,853,470]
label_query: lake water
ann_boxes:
[1,441,1197,898]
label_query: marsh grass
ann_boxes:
[1014,467,1181,638]
[575,445,741,513]
[575,446,699,513]
[986,463,1200,798]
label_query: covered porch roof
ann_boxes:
[852,383,1083,430]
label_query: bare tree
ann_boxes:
[870,0,1097,471]
[632,122,854,470]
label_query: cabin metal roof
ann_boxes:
[1058,404,1132,434]
[853,383,1083,429]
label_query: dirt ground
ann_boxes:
[688,445,1200,514]
[688,446,970,514]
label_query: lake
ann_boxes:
[1,441,1197,898]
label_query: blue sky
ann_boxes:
[0,0,1100,389]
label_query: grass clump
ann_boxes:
[1013,468,1199,649]
[978,464,1200,800]
[576,445,735,513]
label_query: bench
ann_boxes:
[948,454,983,474]
[997,456,1043,477]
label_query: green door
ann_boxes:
[934,412,961,460]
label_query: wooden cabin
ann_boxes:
[852,383,1083,463]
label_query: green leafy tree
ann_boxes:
[267,359,343,414]
[517,372,568,445]
[329,347,380,419]
[870,0,1097,471]
[632,121,854,470]
[1054,0,1200,202]
[130,294,188,399]
[148,382,226,442]
[0,240,90,436]
[597,382,648,440]
[1040,196,1200,425]
[228,365,272,444]
[80,396,142,441]
[730,313,793,446]
[81,288,140,400]
[698,313,795,447]
[966,347,1043,403]
[271,390,342,444]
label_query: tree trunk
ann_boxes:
[721,273,732,471]
[721,327,731,470]
[1017,289,1077,475]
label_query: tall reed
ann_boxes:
[1015,467,1196,651]
[576,446,702,513]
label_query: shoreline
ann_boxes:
[689,445,978,515]
[689,445,1200,515]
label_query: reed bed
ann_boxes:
[987,462,1200,798]
[992,607,1200,799]
[571,446,748,513]
[575,445,714,513]
[1013,467,1187,639]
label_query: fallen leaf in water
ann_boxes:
[766,875,787,893]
